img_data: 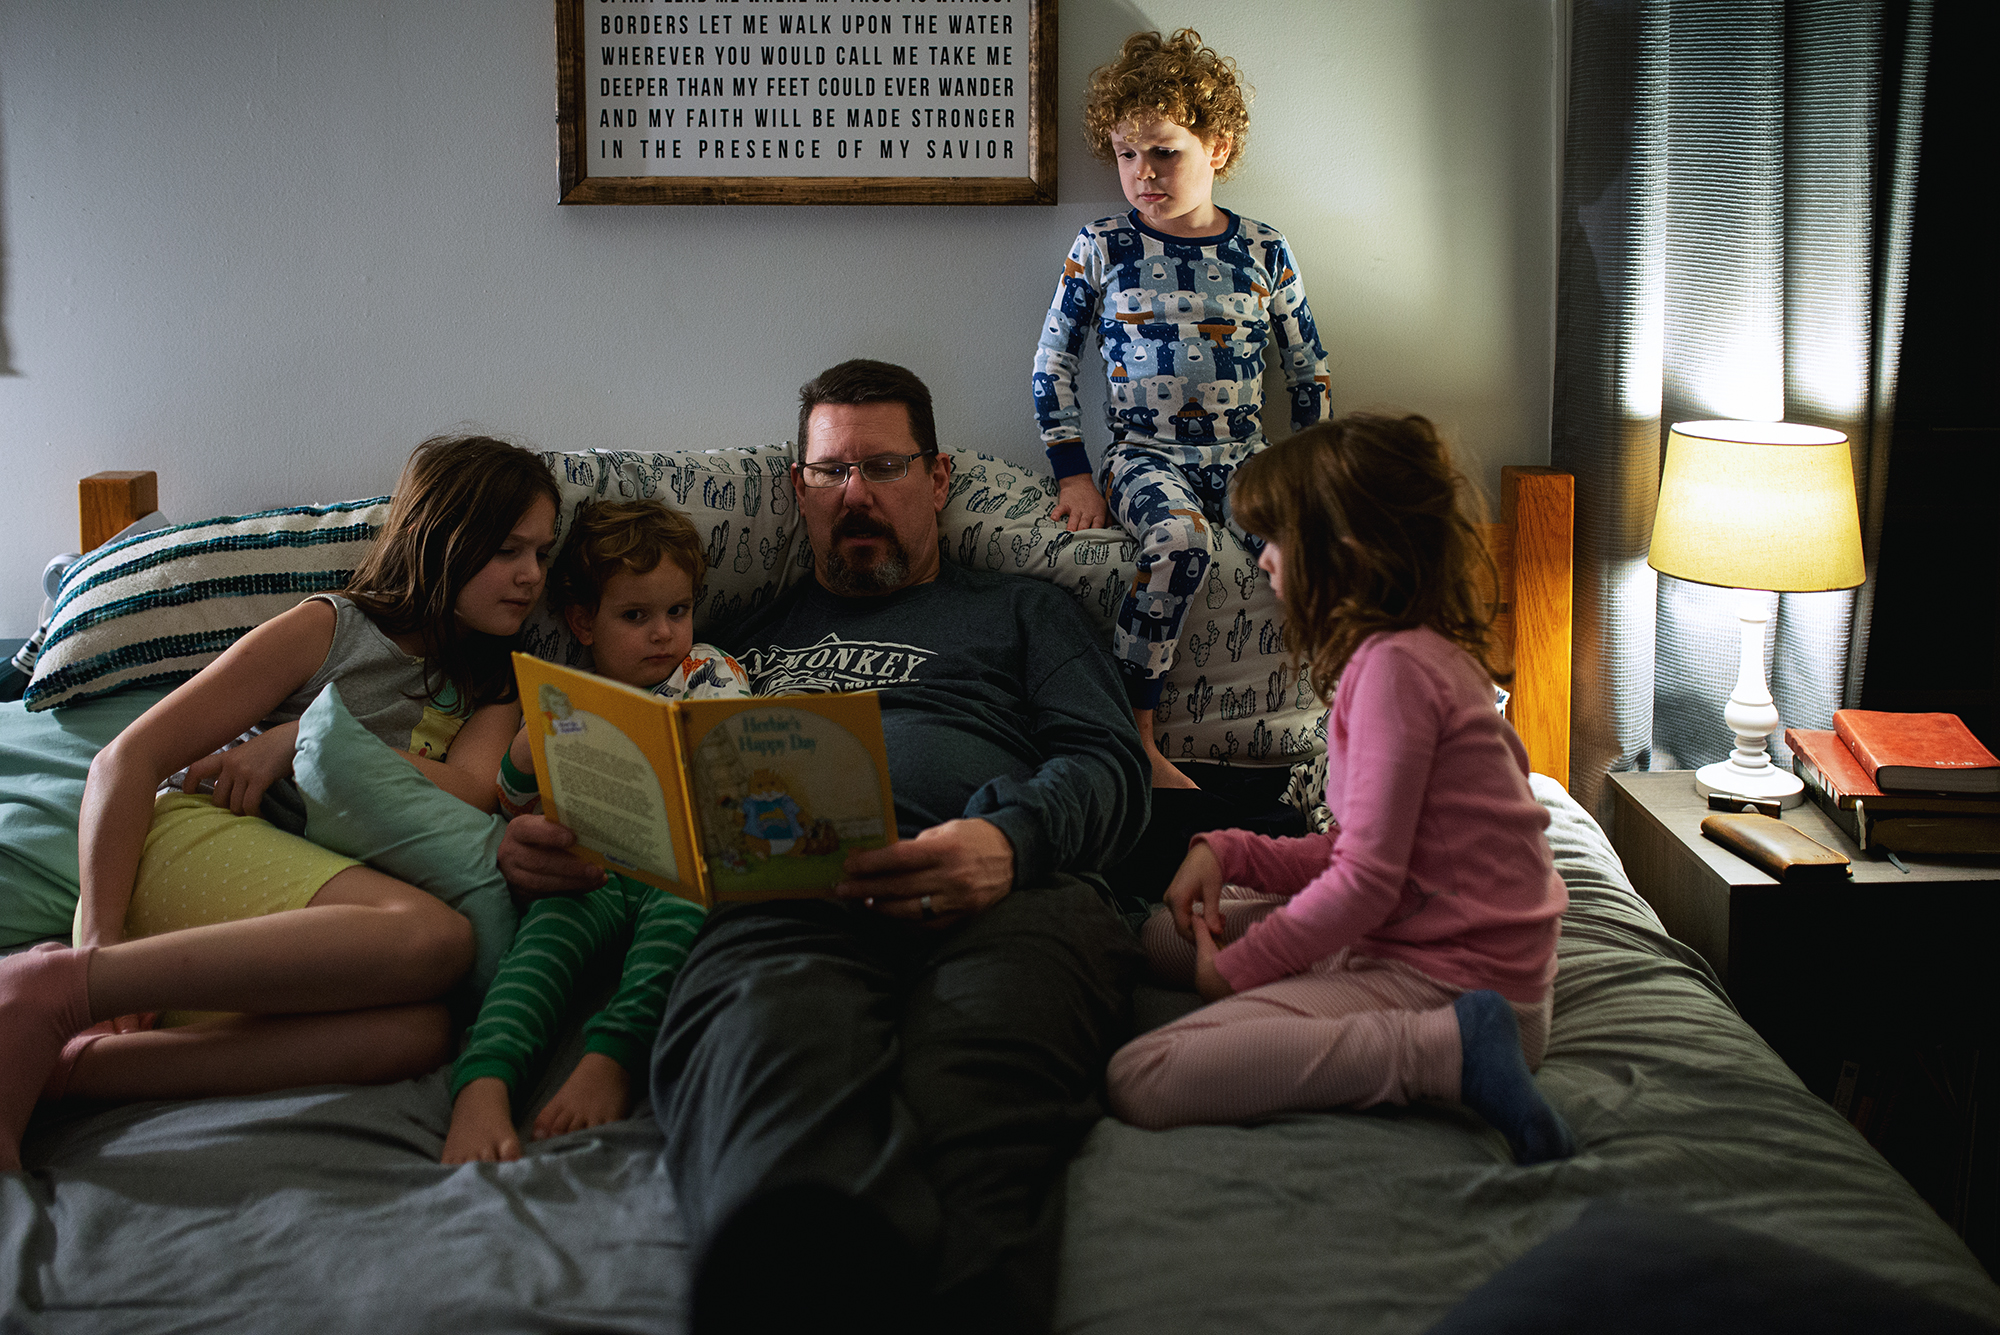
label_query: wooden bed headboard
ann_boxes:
[76,465,1578,787]
[1478,466,1575,789]
[80,471,159,551]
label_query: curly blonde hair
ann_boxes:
[1083,29,1250,177]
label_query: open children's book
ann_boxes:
[511,653,898,907]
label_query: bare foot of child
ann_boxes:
[1148,750,1201,789]
[442,1077,521,1164]
[0,943,95,1171]
[1134,709,1200,789]
[532,1052,632,1142]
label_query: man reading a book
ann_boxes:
[497,359,1149,1335]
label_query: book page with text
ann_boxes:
[538,684,681,884]
[513,653,704,903]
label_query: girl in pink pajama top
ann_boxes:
[1106,412,1575,1163]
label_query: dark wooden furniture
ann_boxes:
[1608,771,2000,1009]
[1607,770,1998,1265]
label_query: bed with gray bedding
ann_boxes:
[6,449,1997,1330]
[7,688,1997,1331]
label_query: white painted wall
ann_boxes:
[0,0,1563,637]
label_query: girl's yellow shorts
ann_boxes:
[73,794,362,1026]
[123,793,360,937]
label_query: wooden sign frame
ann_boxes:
[555,0,1057,205]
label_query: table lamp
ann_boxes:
[1647,420,1867,807]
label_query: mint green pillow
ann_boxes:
[0,687,174,947]
[294,683,517,998]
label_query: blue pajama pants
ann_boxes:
[1103,439,1265,709]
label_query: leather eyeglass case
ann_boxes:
[1699,812,1852,884]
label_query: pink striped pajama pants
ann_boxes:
[1107,895,1551,1131]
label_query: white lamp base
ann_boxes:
[1692,588,1805,810]
[1694,759,1804,808]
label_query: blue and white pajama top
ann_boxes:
[1032,210,1332,480]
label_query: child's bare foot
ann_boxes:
[442,1077,521,1164]
[1148,750,1200,789]
[0,943,95,1171]
[532,1052,632,1142]
[1134,709,1200,789]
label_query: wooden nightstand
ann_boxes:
[1607,770,1999,1263]
[1607,771,2000,1048]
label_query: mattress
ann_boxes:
[6,712,1996,1332]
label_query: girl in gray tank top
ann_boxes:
[1,435,563,1171]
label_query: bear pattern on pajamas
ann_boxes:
[1033,212,1331,482]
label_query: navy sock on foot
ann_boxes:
[1454,990,1575,1165]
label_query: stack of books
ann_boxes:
[1787,710,2000,855]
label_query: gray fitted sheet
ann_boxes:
[7,776,1998,1333]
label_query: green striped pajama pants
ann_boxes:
[450,875,705,1095]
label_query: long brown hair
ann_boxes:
[1231,413,1494,702]
[344,434,559,708]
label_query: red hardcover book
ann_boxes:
[1830,710,2000,794]
[1789,729,2000,853]
[1782,729,2000,812]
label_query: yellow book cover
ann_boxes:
[511,653,897,907]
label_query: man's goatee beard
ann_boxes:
[822,519,913,594]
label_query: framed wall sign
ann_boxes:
[556,0,1056,205]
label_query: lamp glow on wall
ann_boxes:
[1647,421,1866,807]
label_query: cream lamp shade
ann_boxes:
[1647,421,1865,808]
[1647,421,1865,591]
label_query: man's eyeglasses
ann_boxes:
[794,451,934,488]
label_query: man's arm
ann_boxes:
[962,622,1150,887]
[836,589,1147,923]
[835,816,1017,922]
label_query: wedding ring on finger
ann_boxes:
[920,894,936,921]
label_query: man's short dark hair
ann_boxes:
[796,359,939,461]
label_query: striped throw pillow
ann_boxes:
[23,499,390,711]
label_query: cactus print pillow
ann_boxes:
[32,441,1325,771]
[932,449,1325,769]
[519,445,1325,768]
[522,446,804,669]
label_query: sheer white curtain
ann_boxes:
[1551,0,1930,816]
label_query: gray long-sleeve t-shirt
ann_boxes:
[721,561,1149,889]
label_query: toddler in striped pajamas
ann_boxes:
[1033,29,1331,788]
[441,500,749,1164]
[1105,415,1576,1164]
